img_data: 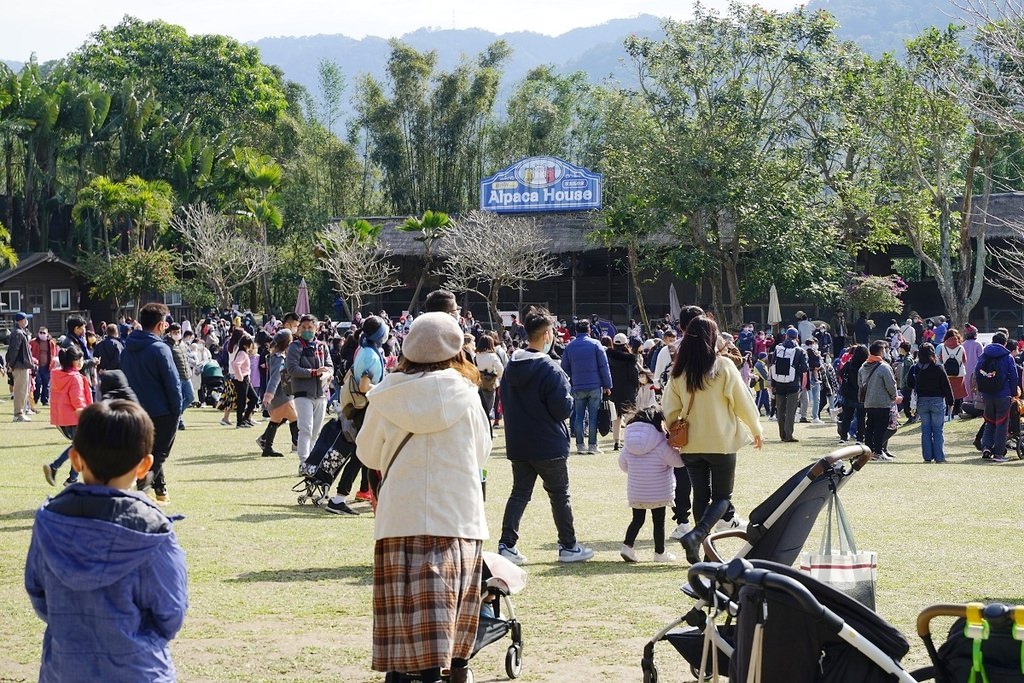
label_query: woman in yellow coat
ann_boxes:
[663,316,763,563]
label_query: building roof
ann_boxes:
[968,192,1024,239]
[343,211,675,256]
[0,251,82,286]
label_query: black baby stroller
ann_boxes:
[384,550,527,683]
[641,444,872,682]
[686,558,917,682]
[915,602,1024,683]
[293,417,355,506]
[198,361,225,407]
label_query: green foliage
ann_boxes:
[81,247,177,309]
[845,274,909,314]
[0,220,16,268]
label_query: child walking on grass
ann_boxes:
[619,408,684,563]
[43,346,92,487]
[26,400,189,682]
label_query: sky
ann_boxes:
[3,0,803,62]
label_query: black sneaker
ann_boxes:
[261,449,284,458]
[325,499,359,515]
[63,476,79,487]
[982,450,992,460]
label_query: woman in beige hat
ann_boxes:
[357,312,491,683]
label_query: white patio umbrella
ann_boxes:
[295,278,311,316]
[669,283,681,323]
[767,284,782,326]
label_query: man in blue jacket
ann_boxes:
[498,307,594,564]
[977,331,1021,463]
[120,303,182,504]
[561,320,613,454]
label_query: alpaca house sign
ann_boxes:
[480,156,603,213]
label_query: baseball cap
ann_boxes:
[786,328,799,339]
[613,333,628,346]
[14,312,31,322]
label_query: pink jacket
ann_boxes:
[618,422,685,508]
[230,349,251,382]
[49,368,93,427]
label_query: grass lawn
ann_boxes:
[1,403,1022,682]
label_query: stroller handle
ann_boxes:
[916,604,969,637]
[809,444,872,479]
[688,559,846,634]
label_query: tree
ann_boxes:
[231,147,283,309]
[357,40,510,213]
[397,209,451,313]
[316,219,400,315]
[438,210,563,325]
[172,204,275,310]
[0,220,16,268]
[860,28,992,327]
[81,247,177,314]
[73,175,174,256]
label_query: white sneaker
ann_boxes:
[811,418,823,425]
[715,515,748,533]
[768,415,777,421]
[498,544,528,566]
[588,445,604,455]
[653,550,677,563]
[620,544,639,563]
[669,522,693,540]
[558,544,595,563]
[575,445,587,455]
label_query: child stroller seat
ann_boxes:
[916,602,1024,683]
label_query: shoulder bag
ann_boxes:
[667,387,695,449]
[378,432,414,491]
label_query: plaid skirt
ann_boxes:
[372,536,483,673]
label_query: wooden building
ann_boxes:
[0,252,89,334]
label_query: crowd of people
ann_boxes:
[8,294,1024,683]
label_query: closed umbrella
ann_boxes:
[669,283,681,323]
[295,278,310,316]
[767,284,782,326]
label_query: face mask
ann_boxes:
[542,334,554,354]
[170,333,182,342]
[300,330,315,341]
[38,333,48,340]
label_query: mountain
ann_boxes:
[251,16,664,126]
[805,0,963,55]
[3,60,23,72]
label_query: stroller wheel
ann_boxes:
[297,495,307,505]
[640,656,657,683]
[690,665,713,681]
[1017,438,1024,460]
[505,644,523,679]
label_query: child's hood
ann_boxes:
[50,368,81,394]
[624,421,667,455]
[32,485,178,591]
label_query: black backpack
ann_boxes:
[975,355,1005,394]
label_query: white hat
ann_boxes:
[401,312,464,363]
[642,339,656,351]
[613,333,628,346]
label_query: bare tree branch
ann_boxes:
[438,210,563,323]
[172,204,275,310]
[316,224,400,312]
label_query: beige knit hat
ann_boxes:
[402,312,465,363]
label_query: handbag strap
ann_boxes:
[378,432,414,489]
[684,385,695,420]
[820,488,858,555]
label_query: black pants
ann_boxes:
[672,467,692,524]
[499,458,577,550]
[901,388,914,418]
[838,399,866,442]
[682,453,737,529]
[151,413,179,492]
[864,407,891,455]
[233,378,258,425]
[776,391,799,440]
[480,389,496,436]
[624,507,666,554]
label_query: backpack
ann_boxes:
[339,368,369,418]
[941,346,963,376]
[770,345,798,384]
[479,369,499,392]
[975,355,1005,394]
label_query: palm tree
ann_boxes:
[233,148,283,310]
[397,209,451,313]
[0,221,17,268]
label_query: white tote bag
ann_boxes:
[799,490,877,610]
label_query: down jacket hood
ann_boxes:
[32,485,175,591]
[982,343,1011,360]
[49,368,78,399]
[366,368,481,434]
[623,421,666,456]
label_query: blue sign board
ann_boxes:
[480,155,602,213]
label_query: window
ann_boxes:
[50,288,71,311]
[163,292,182,307]
[0,290,21,312]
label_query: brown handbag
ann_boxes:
[667,388,695,449]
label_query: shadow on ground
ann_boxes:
[228,565,373,585]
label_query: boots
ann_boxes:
[679,499,731,564]
[289,420,299,451]
[448,665,469,683]
[259,421,284,457]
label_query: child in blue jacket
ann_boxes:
[25,399,188,682]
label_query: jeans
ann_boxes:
[775,391,799,440]
[807,384,820,419]
[34,366,51,404]
[982,396,1013,457]
[624,507,666,554]
[180,380,195,418]
[50,425,78,480]
[864,407,891,454]
[151,413,179,492]
[295,396,327,462]
[917,397,946,462]
[571,388,602,447]
[754,389,771,416]
[500,458,577,550]
[681,453,737,529]
[838,399,865,442]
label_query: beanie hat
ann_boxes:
[402,312,464,363]
[786,327,799,339]
[757,352,768,359]
[613,333,628,346]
